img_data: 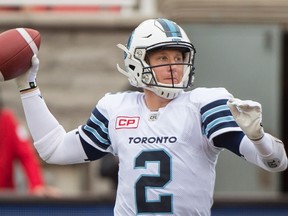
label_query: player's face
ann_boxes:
[147,49,184,85]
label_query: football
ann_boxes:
[0,28,41,81]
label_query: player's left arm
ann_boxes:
[227,98,288,172]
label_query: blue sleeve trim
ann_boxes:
[79,135,107,161]
[213,131,245,157]
[81,107,111,150]
[201,99,239,139]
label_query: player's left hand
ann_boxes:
[227,98,264,141]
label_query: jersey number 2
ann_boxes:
[135,150,172,214]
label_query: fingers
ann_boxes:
[228,98,261,113]
[31,55,40,71]
[31,54,39,65]
[227,99,240,117]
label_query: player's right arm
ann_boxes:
[15,56,107,164]
[196,87,287,172]
[227,98,287,172]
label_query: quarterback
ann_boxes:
[15,18,287,215]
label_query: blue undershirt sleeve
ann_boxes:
[213,131,245,157]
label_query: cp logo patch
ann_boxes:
[116,116,140,129]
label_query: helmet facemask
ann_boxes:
[141,46,195,88]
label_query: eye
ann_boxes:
[175,56,183,63]
[175,57,183,62]
[158,55,168,61]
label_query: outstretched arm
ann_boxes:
[227,98,287,172]
[14,56,93,164]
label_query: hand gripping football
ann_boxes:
[0,28,41,81]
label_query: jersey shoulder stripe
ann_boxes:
[81,107,110,150]
[200,99,238,139]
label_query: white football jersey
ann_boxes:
[79,87,241,216]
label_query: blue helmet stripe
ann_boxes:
[157,18,182,38]
[127,30,134,50]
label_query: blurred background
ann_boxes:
[1,0,288,215]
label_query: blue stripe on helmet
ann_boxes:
[157,18,182,38]
[124,30,134,59]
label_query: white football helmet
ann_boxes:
[117,18,196,99]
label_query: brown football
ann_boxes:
[0,28,41,81]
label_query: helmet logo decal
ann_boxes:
[156,19,182,38]
[135,49,144,59]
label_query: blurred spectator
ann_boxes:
[0,89,60,197]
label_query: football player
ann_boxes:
[15,18,287,215]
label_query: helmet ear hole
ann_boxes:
[129,65,136,71]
